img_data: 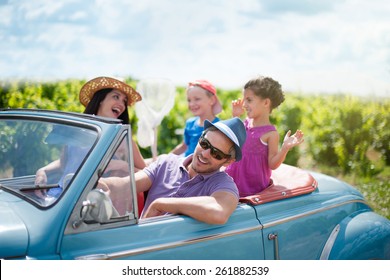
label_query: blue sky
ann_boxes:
[1,0,389,97]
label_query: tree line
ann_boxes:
[1,78,389,178]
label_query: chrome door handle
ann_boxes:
[268,233,280,260]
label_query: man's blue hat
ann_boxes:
[204,117,246,161]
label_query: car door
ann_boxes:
[60,203,263,260]
[255,191,365,260]
[59,127,265,260]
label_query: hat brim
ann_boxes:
[204,119,242,160]
[79,77,142,107]
[213,99,222,115]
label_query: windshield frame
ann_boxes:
[0,115,101,208]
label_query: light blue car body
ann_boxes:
[0,109,389,260]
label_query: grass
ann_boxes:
[345,169,390,220]
[297,145,389,220]
[314,166,390,220]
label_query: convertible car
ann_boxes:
[0,109,389,260]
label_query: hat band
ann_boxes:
[215,123,239,146]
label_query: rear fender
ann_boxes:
[321,211,390,260]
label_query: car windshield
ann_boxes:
[0,118,98,206]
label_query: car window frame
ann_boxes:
[0,116,100,208]
[64,125,138,235]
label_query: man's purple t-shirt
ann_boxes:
[142,153,239,214]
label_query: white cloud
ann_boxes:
[0,0,389,97]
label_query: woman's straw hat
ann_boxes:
[79,76,142,107]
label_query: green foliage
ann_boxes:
[0,121,54,176]
[368,101,390,165]
[2,78,389,177]
[271,94,304,165]
[301,95,389,176]
[0,79,84,112]
[358,179,390,220]
[301,96,340,166]
[1,78,389,218]
[322,166,390,219]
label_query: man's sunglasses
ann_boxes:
[198,136,231,160]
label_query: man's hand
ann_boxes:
[142,198,169,218]
[141,192,238,225]
[96,178,111,195]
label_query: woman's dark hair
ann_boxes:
[83,88,130,124]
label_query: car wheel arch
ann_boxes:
[321,211,390,260]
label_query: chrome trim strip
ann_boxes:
[76,224,263,260]
[76,199,368,260]
[262,199,369,228]
[320,224,340,260]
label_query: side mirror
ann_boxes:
[86,189,115,222]
[72,189,116,228]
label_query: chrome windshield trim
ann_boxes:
[76,224,263,260]
[262,199,369,228]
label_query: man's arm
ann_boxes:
[142,191,238,224]
[134,170,153,193]
[98,170,152,193]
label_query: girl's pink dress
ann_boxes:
[226,119,276,197]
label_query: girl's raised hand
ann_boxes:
[282,129,304,150]
[231,98,245,117]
